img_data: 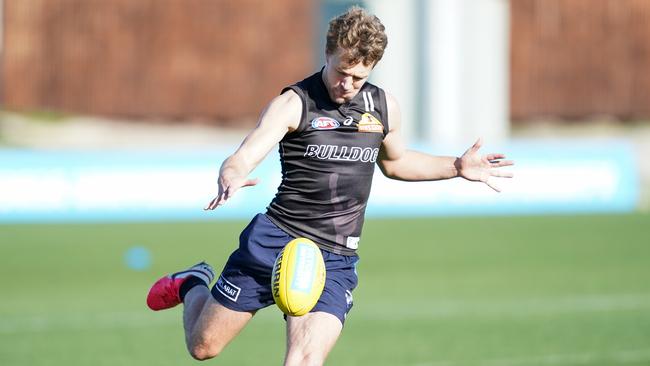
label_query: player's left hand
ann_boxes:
[204,175,259,210]
[456,138,514,192]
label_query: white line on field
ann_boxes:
[0,310,177,334]
[1,293,649,334]
[411,348,650,366]
[356,293,650,320]
[0,307,281,334]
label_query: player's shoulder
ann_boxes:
[283,71,321,94]
[363,81,396,105]
[262,89,302,131]
[271,88,302,110]
[383,90,399,110]
[378,89,400,134]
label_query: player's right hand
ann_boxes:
[204,176,259,210]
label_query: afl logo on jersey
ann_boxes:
[311,117,340,130]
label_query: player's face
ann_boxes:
[323,50,373,104]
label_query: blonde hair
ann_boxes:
[325,6,388,67]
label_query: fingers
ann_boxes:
[490,159,514,168]
[465,142,512,192]
[490,170,514,178]
[224,178,259,199]
[483,164,513,193]
[461,138,483,157]
[486,153,505,161]
[485,178,501,193]
[242,178,260,188]
[204,195,221,210]
[224,185,234,200]
[204,178,260,210]
[471,137,483,152]
[204,191,229,210]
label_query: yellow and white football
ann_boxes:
[272,238,326,316]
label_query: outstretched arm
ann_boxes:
[377,92,514,192]
[204,91,302,209]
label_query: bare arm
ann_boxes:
[205,91,302,209]
[377,92,514,191]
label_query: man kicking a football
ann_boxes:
[147,6,513,365]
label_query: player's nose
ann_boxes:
[341,77,353,90]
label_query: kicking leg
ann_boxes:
[147,262,253,361]
[182,286,254,360]
[284,312,343,366]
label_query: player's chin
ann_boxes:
[334,95,354,104]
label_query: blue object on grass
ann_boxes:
[125,246,151,271]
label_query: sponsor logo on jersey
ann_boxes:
[216,275,241,302]
[304,144,379,163]
[311,117,340,130]
[346,236,360,250]
[343,116,354,126]
[358,113,383,133]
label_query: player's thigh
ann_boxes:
[189,297,255,353]
[284,311,343,366]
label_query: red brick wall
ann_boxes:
[511,0,650,121]
[2,0,315,126]
[7,1,649,123]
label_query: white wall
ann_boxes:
[426,0,510,147]
[364,0,419,143]
[366,0,510,147]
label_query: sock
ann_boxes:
[179,276,208,302]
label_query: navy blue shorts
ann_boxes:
[211,213,359,325]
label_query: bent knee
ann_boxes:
[285,351,326,366]
[189,343,221,361]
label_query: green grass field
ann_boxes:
[1,213,649,365]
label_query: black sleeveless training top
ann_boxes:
[265,70,389,256]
